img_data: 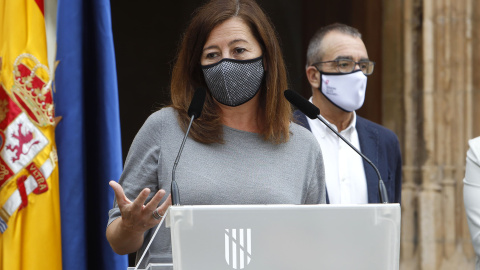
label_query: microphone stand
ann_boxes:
[171,115,196,206]
[315,115,389,203]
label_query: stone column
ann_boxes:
[383,0,478,269]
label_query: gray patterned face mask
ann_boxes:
[202,56,264,107]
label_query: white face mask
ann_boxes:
[318,70,367,112]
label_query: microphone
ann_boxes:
[171,87,206,205]
[284,90,320,119]
[284,89,389,203]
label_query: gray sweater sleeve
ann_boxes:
[107,111,167,226]
[288,123,326,205]
[305,149,326,204]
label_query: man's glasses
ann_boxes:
[312,59,375,75]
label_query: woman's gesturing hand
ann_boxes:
[109,180,171,233]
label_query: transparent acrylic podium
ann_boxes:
[127,263,173,270]
[130,204,400,270]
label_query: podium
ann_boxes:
[130,204,400,270]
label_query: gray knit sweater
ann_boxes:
[108,107,325,267]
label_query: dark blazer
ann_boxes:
[293,110,402,203]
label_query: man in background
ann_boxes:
[294,23,402,204]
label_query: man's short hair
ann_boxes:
[306,23,362,67]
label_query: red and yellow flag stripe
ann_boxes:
[0,0,62,269]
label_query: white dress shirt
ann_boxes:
[464,137,480,270]
[307,97,368,204]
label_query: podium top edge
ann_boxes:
[169,203,400,211]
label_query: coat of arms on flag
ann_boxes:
[0,53,57,232]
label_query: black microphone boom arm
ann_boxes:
[170,87,206,206]
[283,89,389,203]
[315,115,389,203]
[171,116,195,206]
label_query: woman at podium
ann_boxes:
[106,0,326,268]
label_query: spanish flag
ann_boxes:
[0,1,62,269]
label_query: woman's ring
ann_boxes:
[152,209,163,220]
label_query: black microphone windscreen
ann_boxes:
[284,90,320,119]
[188,87,206,119]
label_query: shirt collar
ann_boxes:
[308,97,357,138]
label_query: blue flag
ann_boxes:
[55,0,128,269]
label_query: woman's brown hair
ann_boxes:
[170,0,290,144]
